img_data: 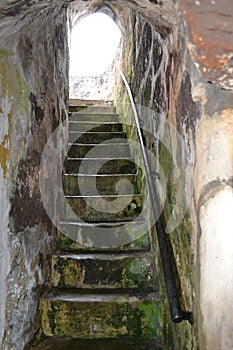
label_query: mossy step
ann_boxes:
[69,105,116,113]
[69,113,119,122]
[64,157,136,175]
[58,220,150,251]
[69,131,127,144]
[69,121,122,133]
[40,290,163,340]
[63,174,137,196]
[63,194,142,222]
[28,337,162,350]
[67,143,130,158]
[51,252,156,290]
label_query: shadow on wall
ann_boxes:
[69,13,122,101]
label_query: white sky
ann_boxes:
[69,13,122,77]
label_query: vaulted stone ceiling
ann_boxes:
[0,0,232,90]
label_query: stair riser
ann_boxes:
[28,338,162,350]
[69,122,122,133]
[64,158,136,175]
[51,254,156,289]
[40,297,162,339]
[62,195,142,222]
[58,224,150,251]
[67,144,130,158]
[69,106,116,113]
[63,175,137,196]
[69,132,127,144]
[69,113,119,122]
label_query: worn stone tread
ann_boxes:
[29,337,161,350]
[64,157,136,174]
[40,289,162,339]
[54,251,154,260]
[42,289,160,302]
[69,104,116,113]
[58,216,150,251]
[63,193,142,222]
[67,142,130,158]
[63,173,137,196]
[51,251,156,289]
[69,121,123,132]
[69,112,119,122]
[69,131,128,144]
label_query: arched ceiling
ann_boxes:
[0,0,232,89]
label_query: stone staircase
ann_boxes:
[38,104,163,349]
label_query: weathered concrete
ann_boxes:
[0,4,69,349]
[114,1,233,348]
[180,0,233,90]
[0,0,233,349]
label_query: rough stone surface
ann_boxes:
[180,0,233,90]
[0,0,233,349]
[0,4,69,349]
[115,2,233,347]
[115,10,198,349]
[40,290,163,341]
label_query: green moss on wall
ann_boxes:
[0,49,29,178]
[144,79,152,107]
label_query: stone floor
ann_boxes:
[29,338,161,350]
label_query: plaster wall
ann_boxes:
[0,5,69,349]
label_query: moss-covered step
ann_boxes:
[63,174,137,196]
[69,121,123,133]
[40,290,163,340]
[58,220,150,251]
[67,143,130,158]
[69,113,119,122]
[27,337,162,350]
[69,105,116,113]
[62,194,142,222]
[69,131,128,144]
[64,157,136,175]
[51,252,156,290]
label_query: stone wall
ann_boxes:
[115,2,233,349]
[0,0,233,349]
[114,10,198,349]
[0,4,69,349]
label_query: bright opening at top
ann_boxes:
[70,13,122,77]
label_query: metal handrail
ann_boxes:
[119,70,193,324]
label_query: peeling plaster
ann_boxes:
[0,96,11,177]
[199,186,233,349]
[0,166,10,345]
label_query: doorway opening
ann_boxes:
[69,12,122,101]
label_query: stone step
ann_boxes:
[69,131,127,144]
[58,220,150,251]
[51,252,156,290]
[69,121,122,133]
[64,157,136,175]
[28,337,162,350]
[40,290,162,340]
[69,112,119,122]
[67,143,130,158]
[63,194,142,222]
[69,105,116,113]
[63,174,137,196]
